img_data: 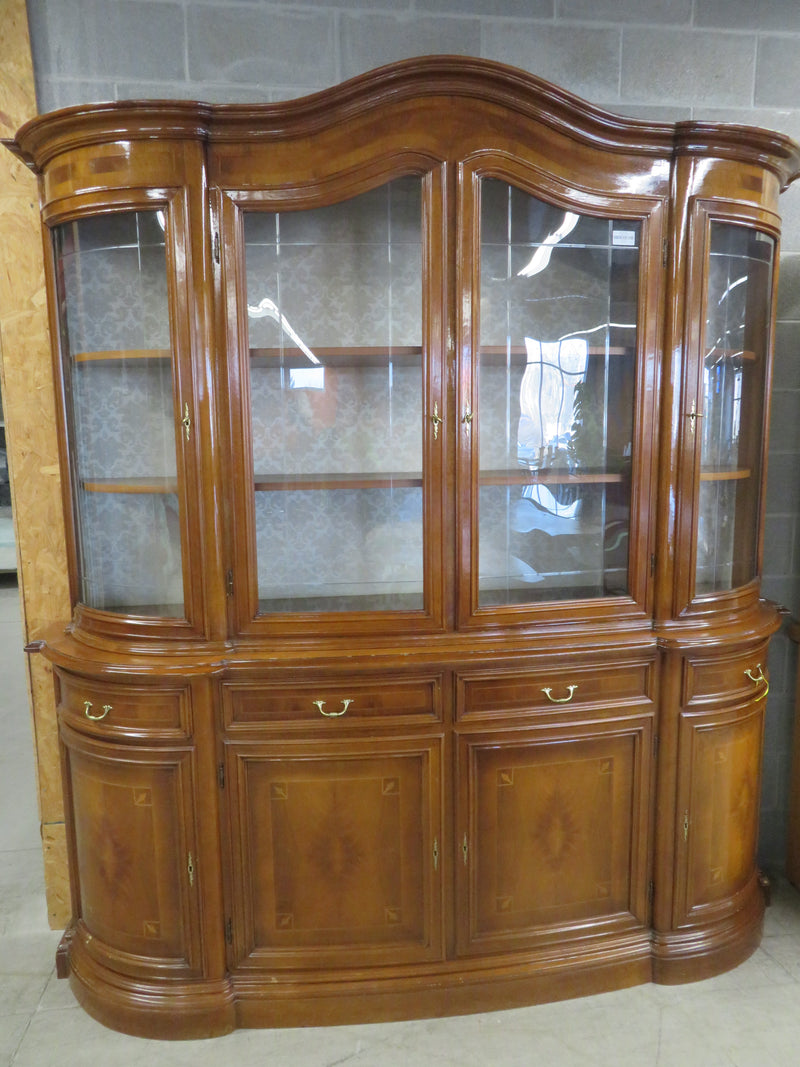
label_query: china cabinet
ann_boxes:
[7,56,800,1037]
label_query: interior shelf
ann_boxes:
[254,472,423,491]
[81,476,178,494]
[73,349,172,363]
[699,467,752,482]
[250,346,422,368]
[480,469,626,486]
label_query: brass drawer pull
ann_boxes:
[542,685,578,704]
[744,665,769,701]
[313,698,353,718]
[84,700,112,721]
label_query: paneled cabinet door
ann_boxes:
[60,723,203,978]
[672,699,765,927]
[223,735,443,970]
[455,718,653,955]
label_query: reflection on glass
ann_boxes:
[478,180,640,605]
[696,223,774,594]
[244,177,424,613]
[53,211,184,616]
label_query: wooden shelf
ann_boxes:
[699,467,751,482]
[254,471,423,491]
[73,349,171,364]
[81,476,178,494]
[250,346,422,368]
[480,468,625,487]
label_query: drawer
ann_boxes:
[57,671,191,740]
[458,661,653,720]
[683,645,770,706]
[224,675,442,729]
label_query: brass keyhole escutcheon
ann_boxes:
[431,402,443,440]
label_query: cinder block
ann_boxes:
[622,27,755,106]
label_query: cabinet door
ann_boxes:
[224,735,443,970]
[61,723,202,978]
[680,202,779,605]
[458,165,663,624]
[456,718,652,955]
[50,200,201,626]
[673,700,765,927]
[223,167,446,635]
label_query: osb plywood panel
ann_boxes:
[42,821,70,928]
[0,0,72,929]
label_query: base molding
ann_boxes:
[59,902,763,1039]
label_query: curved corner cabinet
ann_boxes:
[10,57,800,1037]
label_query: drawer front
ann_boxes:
[224,675,442,729]
[683,644,770,706]
[57,671,191,740]
[458,661,653,721]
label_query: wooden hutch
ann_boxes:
[7,56,800,1037]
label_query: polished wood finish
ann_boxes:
[7,56,800,1037]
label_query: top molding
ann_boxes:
[8,55,800,190]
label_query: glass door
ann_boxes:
[469,179,644,611]
[53,209,186,617]
[694,221,775,595]
[240,177,430,617]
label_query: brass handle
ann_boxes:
[313,698,353,718]
[462,408,474,425]
[683,810,690,842]
[744,665,769,701]
[462,832,469,866]
[84,700,112,721]
[182,402,191,442]
[542,685,578,704]
[433,838,439,872]
[431,402,443,440]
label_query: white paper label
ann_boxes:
[612,230,637,247]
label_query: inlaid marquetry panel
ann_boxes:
[61,725,200,976]
[225,736,443,969]
[675,703,764,924]
[457,720,651,953]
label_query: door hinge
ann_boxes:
[662,238,668,268]
[225,918,233,945]
[213,230,220,264]
[226,569,234,597]
[648,880,655,906]
[650,553,656,577]
[217,762,225,789]
[654,734,659,759]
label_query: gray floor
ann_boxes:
[3,573,800,1065]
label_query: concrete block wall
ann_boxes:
[23,0,800,873]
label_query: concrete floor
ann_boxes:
[2,572,800,1065]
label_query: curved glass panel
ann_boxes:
[478,180,640,605]
[244,177,424,613]
[53,211,184,615]
[695,223,775,594]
